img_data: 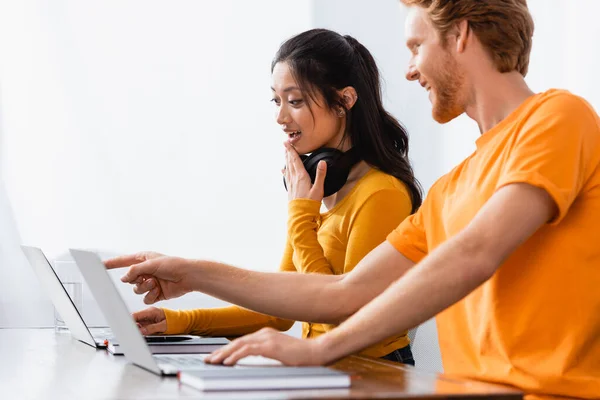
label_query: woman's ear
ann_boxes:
[339,87,358,111]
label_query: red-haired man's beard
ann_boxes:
[429,53,465,124]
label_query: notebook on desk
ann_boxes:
[178,366,351,391]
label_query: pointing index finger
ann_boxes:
[104,254,143,270]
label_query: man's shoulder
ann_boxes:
[531,89,599,121]
[512,89,600,147]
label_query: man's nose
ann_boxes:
[406,64,420,81]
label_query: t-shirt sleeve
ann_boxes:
[387,204,428,263]
[497,92,600,224]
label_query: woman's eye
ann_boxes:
[270,98,281,105]
[289,99,303,106]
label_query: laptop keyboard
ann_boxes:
[154,354,235,371]
[155,354,205,367]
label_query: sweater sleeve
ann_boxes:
[162,306,293,337]
[161,241,296,336]
[286,198,334,274]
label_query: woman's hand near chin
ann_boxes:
[283,142,327,202]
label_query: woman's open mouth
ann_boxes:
[287,130,302,145]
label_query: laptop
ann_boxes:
[22,245,224,354]
[21,245,112,349]
[69,248,241,375]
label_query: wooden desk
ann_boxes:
[0,328,522,399]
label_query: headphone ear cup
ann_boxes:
[303,148,347,197]
[303,152,332,180]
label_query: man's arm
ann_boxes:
[111,233,415,325]
[204,182,556,366]
[186,243,415,324]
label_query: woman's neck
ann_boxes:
[322,161,371,210]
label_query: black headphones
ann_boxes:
[283,147,361,197]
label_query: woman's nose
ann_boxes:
[276,105,291,125]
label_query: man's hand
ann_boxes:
[105,252,194,304]
[204,327,328,366]
[132,307,167,335]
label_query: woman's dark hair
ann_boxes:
[272,28,422,212]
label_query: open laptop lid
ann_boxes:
[69,248,170,375]
[20,245,99,348]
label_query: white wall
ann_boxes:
[0,0,312,327]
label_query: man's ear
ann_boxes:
[339,87,358,111]
[455,19,470,53]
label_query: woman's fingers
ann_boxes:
[311,160,327,195]
[132,306,161,323]
[139,320,167,335]
[285,142,305,174]
[285,143,296,175]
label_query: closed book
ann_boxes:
[178,366,351,391]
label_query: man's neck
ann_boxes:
[464,71,535,134]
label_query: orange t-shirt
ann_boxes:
[387,89,600,398]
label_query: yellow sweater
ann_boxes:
[162,168,413,358]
